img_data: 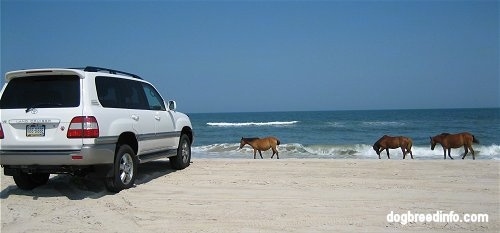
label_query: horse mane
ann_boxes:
[373,136,386,148]
[242,137,260,142]
[440,133,451,136]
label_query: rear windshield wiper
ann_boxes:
[25,103,63,113]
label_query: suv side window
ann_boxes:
[122,80,148,110]
[142,84,166,111]
[96,77,119,108]
[96,76,149,110]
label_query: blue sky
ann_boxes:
[1,0,498,113]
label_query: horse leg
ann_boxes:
[386,149,390,159]
[462,146,468,160]
[258,150,263,159]
[271,147,279,159]
[407,142,414,159]
[447,148,454,160]
[401,147,406,159]
[443,148,447,160]
[253,149,257,159]
[271,151,279,159]
[470,146,475,160]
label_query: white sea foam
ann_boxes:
[207,121,299,127]
[362,121,406,127]
[192,143,500,160]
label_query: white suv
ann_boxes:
[0,66,194,192]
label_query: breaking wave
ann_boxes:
[192,143,500,160]
[207,121,299,127]
[361,121,406,127]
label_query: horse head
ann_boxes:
[239,137,246,149]
[372,144,381,155]
[430,136,437,150]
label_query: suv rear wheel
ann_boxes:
[13,172,50,190]
[170,134,191,170]
[105,144,138,193]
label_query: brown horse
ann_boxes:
[239,137,281,159]
[430,132,479,160]
[373,135,413,159]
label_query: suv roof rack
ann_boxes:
[71,66,143,80]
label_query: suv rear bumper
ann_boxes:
[0,143,115,166]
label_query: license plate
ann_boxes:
[26,124,45,137]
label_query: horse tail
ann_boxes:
[407,138,413,150]
[472,135,479,144]
[276,139,281,145]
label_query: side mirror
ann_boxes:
[168,100,177,111]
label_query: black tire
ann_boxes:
[105,144,138,193]
[13,172,50,190]
[170,134,191,170]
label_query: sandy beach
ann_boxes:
[1,159,499,232]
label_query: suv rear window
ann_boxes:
[0,75,80,109]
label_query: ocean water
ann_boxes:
[189,108,500,160]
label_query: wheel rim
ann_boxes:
[181,140,190,163]
[119,153,134,185]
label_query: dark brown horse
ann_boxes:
[430,132,479,160]
[239,137,281,159]
[373,135,413,159]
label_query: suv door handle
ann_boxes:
[155,115,161,121]
[131,115,139,121]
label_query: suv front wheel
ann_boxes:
[170,134,191,170]
[105,144,138,193]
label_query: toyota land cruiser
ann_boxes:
[0,66,194,192]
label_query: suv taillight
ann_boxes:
[67,116,99,138]
[0,123,4,139]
